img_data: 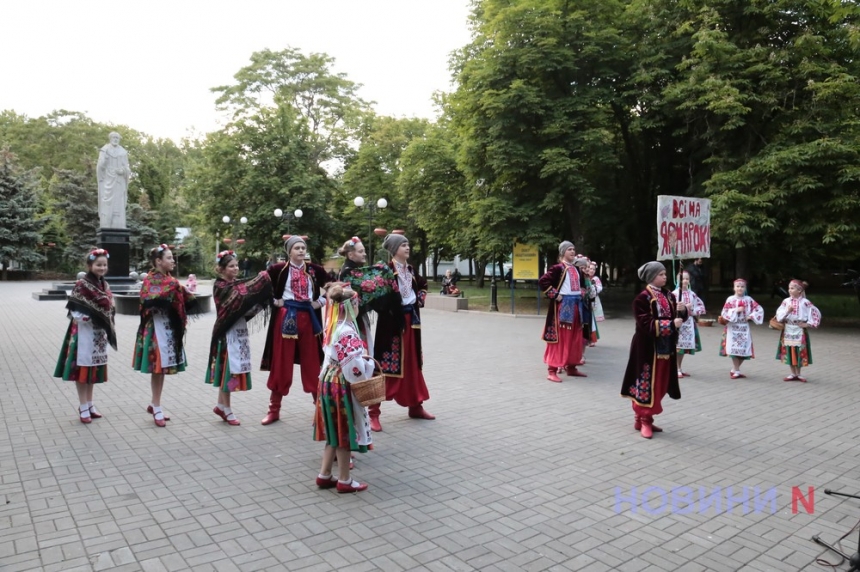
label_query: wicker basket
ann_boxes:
[351,359,386,407]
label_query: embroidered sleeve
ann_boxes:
[593,278,603,295]
[806,302,822,328]
[691,293,706,316]
[545,287,559,300]
[721,298,740,323]
[341,354,375,383]
[334,332,365,365]
[775,299,790,322]
[417,289,426,307]
[748,299,764,325]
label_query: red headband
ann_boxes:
[87,248,109,261]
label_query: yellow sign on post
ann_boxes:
[512,241,539,280]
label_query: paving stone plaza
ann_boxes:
[2,281,859,571]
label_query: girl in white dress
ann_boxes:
[672,271,706,378]
[719,278,764,379]
[774,280,821,382]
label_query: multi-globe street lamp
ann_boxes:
[353,196,388,261]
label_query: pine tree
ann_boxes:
[48,169,99,268]
[0,148,43,280]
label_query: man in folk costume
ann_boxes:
[620,262,688,439]
[370,233,434,431]
[260,235,331,425]
[539,241,588,382]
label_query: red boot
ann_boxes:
[368,403,382,432]
[634,415,663,433]
[261,391,283,425]
[639,418,653,439]
[408,404,436,420]
[547,367,562,383]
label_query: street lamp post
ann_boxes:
[220,215,248,254]
[353,196,387,260]
[274,208,303,235]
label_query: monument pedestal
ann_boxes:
[97,228,131,281]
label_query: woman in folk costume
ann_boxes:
[588,261,604,347]
[313,282,373,493]
[337,237,376,354]
[259,235,331,425]
[774,279,821,382]
[719,278,764,379]
[539,241,587,382]
[205,251,273,426]
[577,256,596,362]
[620,262,688,439]
[672,270,706,378]
[370,233,434,432]
[54,249,117,424]
[133,245,197,427]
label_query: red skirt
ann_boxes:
[266,307,321,396]
[544,311,584,368]
[384,313,430,407]
[632,357,670,417]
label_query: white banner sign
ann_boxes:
[656,195,711,260]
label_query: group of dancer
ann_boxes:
[539,241,822,439]
[54,232,434,493]
[538,241,605,382]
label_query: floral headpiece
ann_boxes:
[87,248,109,261]
[156,244,169,253]
[346,236,362,247]
[789,279,806,291]
[216,250,235,263]
[733,278,747,285]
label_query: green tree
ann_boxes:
[0,149,43,279]
[340,116,429,265]
[212,47,372,165]
[661,0,860,277]
[187,103,337,263]
[398,121,469,278]
[127,200,159,271]
[48,169,99,269]
[448,0,629,268]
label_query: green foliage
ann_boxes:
[0,149,43,276]
[212,47,372,165]
[449,0,629,264]
[660,0,860,271]
[398,122,469,261]
[443,0,860,280]
[340,116,429,264]
[47,169,98,269]
[187,103,338,263]
[127,201,159,271]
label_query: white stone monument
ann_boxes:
[96,132,130,229]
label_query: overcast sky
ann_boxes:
[1,1,473,141]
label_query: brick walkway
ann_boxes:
[1,281,859,571]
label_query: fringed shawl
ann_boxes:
[210,272,273,354]
[66,272,117,350]
[138,272,197,359]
